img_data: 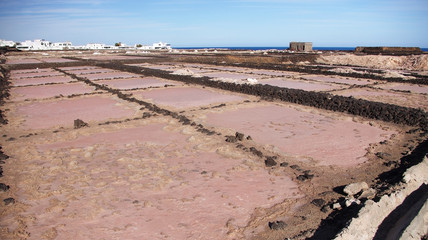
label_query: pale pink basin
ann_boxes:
[260,78,344,91]
[243,69,295,77]
[133,87,245,109]
[11,76,76,86]
[10,68,58,77]
[5,58,43,64]
[11,76,77,86]
[27,124,301,239]
[15,95,137,129]
[66,68,115,75]
[81,72,140,80]
[303,75,373,86]
[10,69,63,79]
[336,88,428,111]
[39,58,77,63]
[59,66,99,71]
[205,104,395,166]
[83,55,150,60]
[376,83,428,94]
[200,72,263,80]
[10,82,95,101]
[96,77,177,89]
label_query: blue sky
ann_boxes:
[1,0,427,47]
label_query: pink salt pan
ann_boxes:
[10,71,63,79]
[303,75,373,86]
[58,66,99,71]
[260,78,345,91]
[336,88,428,111]
[83,55,150,60]
[375,83,428,94]
[96,77,177,90]
[10,82,95,101]
[243,69,295,77]
[134,64,176,71]
[10,68,58,77]
[5,58,42,64]
[134,87,245,109]
[65,68,115,75]
[208,66,250,72]
[11,76,76,87]
[200,71,264,80]
[205,105,395,166]
[81,72,140,80]
[39,58,77,63]
[15,95,137,129]
[31,124,301,239]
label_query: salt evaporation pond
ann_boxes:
[200,72,264,80]
[335,88,428,111]
[80,72,140,81]
[65,68,115,75]
[259,78,345,91]
[39,58,77,63]
[14,95,138,129]
[59,66,99,71]
[5,58,43,64]
[10,82,96,101]
[375,82,428,94]
[302,75,374,86]
[14,123,302,239]
[11,76,76,87]
[10,69,63,79]
[132,86,246,110]
[96,77,179,90]
[205,104,395,166]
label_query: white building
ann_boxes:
[53,42,72,49]
[0,40,16,47]
[152,42,171,50]
[84,43,107,50]
[9,39,172,51]
[16,39,72,50]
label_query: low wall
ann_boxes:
[355,47,423,55]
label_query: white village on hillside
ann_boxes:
[0,39,172,51]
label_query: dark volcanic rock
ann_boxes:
[280,162,289,167]
[249,147,263,158]
[311,198,326,207]
[265,156,277,167]
[235,132,244,141]
[225,135,238,143]
[3,198,15,205]
[268,221,287,230]
[74,119,88,129]
[297,172,314,181]
[0,183,10,192]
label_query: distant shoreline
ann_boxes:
[175,46,428,52]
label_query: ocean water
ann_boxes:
[176,47,428,51]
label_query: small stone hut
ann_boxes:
[289,42,313,52]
